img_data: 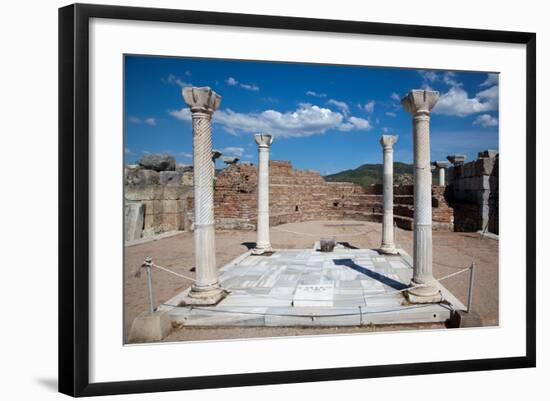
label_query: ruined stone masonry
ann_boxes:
[189,160,455,232]
[125,154,496,241]
[448,150,499,234]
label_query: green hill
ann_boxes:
[324,162,415,187]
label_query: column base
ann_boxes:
[179,285,229,306]
[252,245,273,255]
[406,282,442,304]
[379,245,399,255]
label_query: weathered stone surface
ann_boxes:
[223,156,240,165]
[159,171,182,186]
[125,202,144,241]
[127,169,160,185]
[127,310,172,343]
[447,154,466,166]
[176,163,193,173]
[138,154,176,172]
[478,149,498,159]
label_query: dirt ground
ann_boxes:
[124,220,498,342]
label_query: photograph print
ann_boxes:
[123,55,499,344]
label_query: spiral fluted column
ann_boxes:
[181,87,227,305]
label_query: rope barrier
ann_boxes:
[147,259,472,302]
[151,263,197,282]
[160,302,445,318]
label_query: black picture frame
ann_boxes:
[58,3,536,397]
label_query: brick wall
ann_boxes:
[187,160,455,231]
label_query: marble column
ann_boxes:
[432,161,450,187]
[402,90,442,303]
[253,134,274,254]
[379,134,399,255]
[181,87,227,305]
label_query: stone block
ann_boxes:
[159,171,182,186]
[478,149,498,159]
[181,171,193,186]
[127,310,172,343]
[125,202,144,241]
[138,154,176,172]
[125,185,164,201]
[161,199,184,214]
[475,157,496,176]
[138,170,162,185]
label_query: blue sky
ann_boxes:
[124,55,499,175]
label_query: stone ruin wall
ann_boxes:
[188,160,455,232]
[125,154,498,242]
[124,159,194,241]
[447,151,499,234]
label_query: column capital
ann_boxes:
[380,134,398,149]
[183,87,221,114]
[401,90,439,117]
[211,149,223,160]
[255,133,274,148]
[446,154,466,165]
[432,160,449,169]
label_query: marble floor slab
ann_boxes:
[164,246,466,327]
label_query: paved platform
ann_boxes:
[160,244,466,327]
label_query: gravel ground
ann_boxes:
[124,220,498,342]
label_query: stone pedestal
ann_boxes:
[253,134,274,254]
[181,87,227,305]
[379,135,399,255]
[127,310,172,343]
[402,90,442,303]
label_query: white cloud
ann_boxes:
[169,108,192,121]
[338,116,372,132]
[239,83,259,91]
[418,70,439,83]
[390,92,401,101]
[179,152,193,159]
[327,99,350,116]
[306,91,327,98]
[163,74,192,88]
[213,104,344,137]
[225,77,259,91]
[144,118,156,126]
[129,116,156,126]
[433,85,498,117]
[185,70,192,77]
[442,71,462,87]
[226,77,238,86]
[473,114,498,128]
[385,111,397,117]
[169,103,372,137]
[222,147,245,157]
[362,100,375,113]
[480,73,499,87]
[124,148,132,154]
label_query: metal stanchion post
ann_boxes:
[143,256,155,314]
[467,262,476,313]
